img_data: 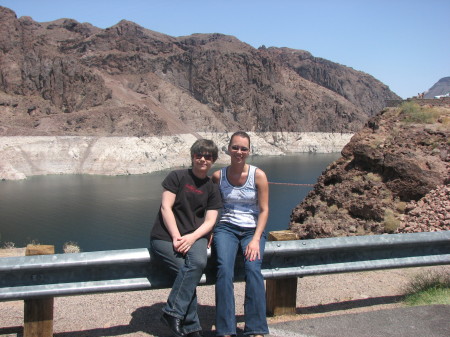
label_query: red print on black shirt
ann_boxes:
[185,184,204,194]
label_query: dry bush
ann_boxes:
[63,241,81,253]
[383,209,400,233]
[2,241,15,249]
[405,268,450,294]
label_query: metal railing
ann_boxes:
[1,231,449,302]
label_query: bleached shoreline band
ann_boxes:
[0,132,353,180]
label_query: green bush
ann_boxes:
[400,102,440,123]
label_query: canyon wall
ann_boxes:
[0,6,399,138]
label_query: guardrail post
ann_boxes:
[24,244,55,337]
[266,230,298,316]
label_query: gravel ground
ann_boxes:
[1,251,448,337]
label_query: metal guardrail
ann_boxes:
[1,231,449,301]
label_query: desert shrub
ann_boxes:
[2,241,15,249]
[400,102,440,123]
[368,139,384,149]
[383,209,400,233]
[328,204,339,213]
[403,268,450,305]
[400,101,421,115]
[366,172,382,182]
[338,208,349,215]
[63,241,81,253]
[440,115,450,126]
[395,200,407,213]
[405,269,450,293]
[356,226,367,235]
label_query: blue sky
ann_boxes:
[1,0,449,99]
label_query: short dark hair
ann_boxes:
[190,139,219,162]
[229,131,251,148]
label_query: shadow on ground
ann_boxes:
[297,295,405,315]
[0,295,404,337]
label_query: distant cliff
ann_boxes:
[424,77,450,98]
[0,6,400,137]
[290,100,450,237]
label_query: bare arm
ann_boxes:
[177,209,219,254]
[245,168,269,261]
[212,169,220,184]
[160,189,182,250]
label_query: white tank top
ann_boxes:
[218,165,259,228]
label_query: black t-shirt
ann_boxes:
[150,169,222,241]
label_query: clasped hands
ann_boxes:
[173,233,196,255]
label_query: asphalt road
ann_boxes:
[267,305,450,337]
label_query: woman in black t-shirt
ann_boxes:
[150,139,222,337]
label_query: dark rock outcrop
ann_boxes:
[0,6,400,137]
[289,101,450,238]
[0,8,111,112]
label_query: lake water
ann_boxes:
[0,153,340,253]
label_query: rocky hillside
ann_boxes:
[424,77,450,98]
[290,100,450,238]
[0,6,400,137]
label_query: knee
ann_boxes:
[216,261,235,280]
[244,260,262,276]
[189,254,208,270]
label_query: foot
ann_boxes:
[160,313,184,337]
[186,331,203,337]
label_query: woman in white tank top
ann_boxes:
[212,131,269,337]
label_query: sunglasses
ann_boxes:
[230,145,249,152]
[193,153,213,161]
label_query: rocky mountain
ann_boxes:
[424,77,450,98]
[289,100,450,238]
[0,6,400,137]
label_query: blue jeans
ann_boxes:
[150,238,208,334]
[213,222,269,336]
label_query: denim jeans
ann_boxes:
[213,222,269,336]
[150,238,208,334]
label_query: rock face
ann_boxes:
[0,6,400,137]
[289,101,450,237]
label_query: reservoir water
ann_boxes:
[0,153,340,253]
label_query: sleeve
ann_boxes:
[207,181,223,210]
[161,170,181,194]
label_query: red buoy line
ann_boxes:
[268,182,314,187]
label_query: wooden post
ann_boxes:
[24,244,55,337]
[266,230,298,316]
